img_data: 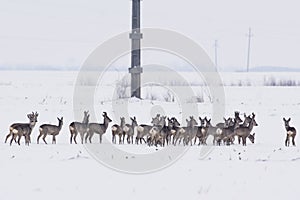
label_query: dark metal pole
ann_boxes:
[246,28,253,72]
[129,0,143,98]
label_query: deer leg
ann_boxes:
[28,135,31,145]
[79,132,84,144]
[73,132,78,144]
[127,135,130,144]
[99,134,103,144]
[285,134,290,147]
[194,136,197,145]
[122,133,126,144]
[85,132,89,143]
[242,136,247,146]
[88,132,94,143]
[70,133,73,144]
[52,135,56,144]
[17,135,22,145]
[24,135,29,146]
[37,133,42,144]
[10,134,16,146]
[238,136,241,144]
[292,135,296,146]
[42,134,47,144]
[5,132,12,143]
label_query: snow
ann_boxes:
[0,71,300,200]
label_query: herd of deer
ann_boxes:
[2,111,297,147]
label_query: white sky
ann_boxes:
[0,0,300,70]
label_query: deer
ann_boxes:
[173,116,197,146]
[5,112,39,146]
[218,119,239,146]
[37,117,63,144]
[164,117,177,146]
[216,112,242,128]
[241,113,252,127]
[123,117,138,144]
[85,112,112,143]
[184,116,198,146]
[283,118,297,147]
[148,116,166,146]
[194,117,207,145]
[204,118,223,145]
[135,114,160,145]
[237,113,256,144]
[169,117,181,145]
[69,111,90,144]
[234,114,258,146]
[111,117,126,144]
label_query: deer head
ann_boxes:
[248,133,255,143]
[57,117,63,126]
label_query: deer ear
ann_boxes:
[288,118,291,122]
[253,133,255,136]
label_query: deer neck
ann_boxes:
[58,122,63,130]
[132,123,137,129]
[29,121,36,129]
[248,121,255,131]
[102,119,109,129]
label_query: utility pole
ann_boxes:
[129,0,143,98]
[246,27,254,72]
[214,40,218,69]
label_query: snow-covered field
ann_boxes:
[1,71,300,200]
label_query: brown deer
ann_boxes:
[173,116,197,146]
[111,117,126,144]
[219,119,239,146]
[85,112,112,143]
[204,118,223,145]
[169,117,181,145]
[184,116,198,146]
[237,113,256,144]
[148,116,167,147]
[123,117,138,144]
[164,117,177,146]
[283,118,297,147]
[234,114,258,146]
[136,114,160,145]
[194,117,207,145]
[37,117,63,144]
[69,111,90,144]
[5,112,39,146]
[216,112,242,128]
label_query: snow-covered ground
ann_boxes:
[0,71,300,200]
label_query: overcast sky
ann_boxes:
[1,0,300,70]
